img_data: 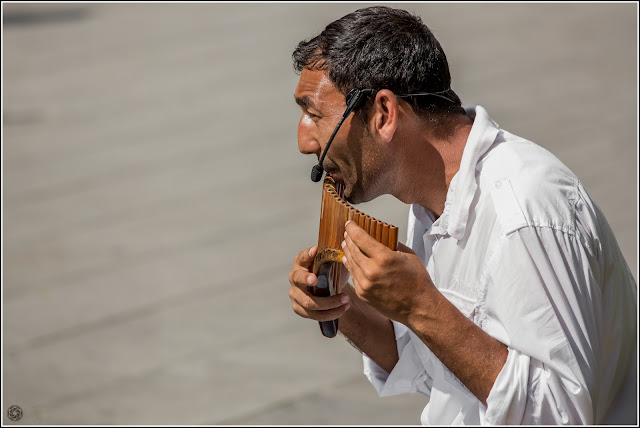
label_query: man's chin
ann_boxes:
[344,194,364,205]
[345,184,380,206]
[343,187,364,205]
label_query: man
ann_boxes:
[287,6,637,425]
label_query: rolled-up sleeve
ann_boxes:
[478,221,636,424]
[482,347,583,424]
[363,320,433,397]
[481,348,532,424]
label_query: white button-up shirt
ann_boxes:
[363,106,637,424]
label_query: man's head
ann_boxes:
[293,6,464,119]
[293,6,466,204]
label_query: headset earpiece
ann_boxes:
[345,88,376,113]
[345,88,357,106]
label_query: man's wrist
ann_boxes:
[403,280,446,341]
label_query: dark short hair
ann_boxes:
[292,6,465,117]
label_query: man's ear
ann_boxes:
[370,89,399,143]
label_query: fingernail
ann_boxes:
[344,231,347,238]
[341,240,346,248]
[307,275,314,285]
[345,220,351,227]
[341,295,349,304]
[308,247,315,257]
[341,256,347,264]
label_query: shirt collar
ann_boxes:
[425,105,501,241]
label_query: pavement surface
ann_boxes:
[2,2,637,425]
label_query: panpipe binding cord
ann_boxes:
[311,176,399,338]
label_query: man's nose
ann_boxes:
[297,116,322,157]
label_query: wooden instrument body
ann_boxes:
[311,176,398,338]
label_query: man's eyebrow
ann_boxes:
[294,95,317,109]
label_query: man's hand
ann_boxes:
[288,246,351,322]
[341,221,436,325]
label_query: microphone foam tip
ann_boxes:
[311,164,324,182]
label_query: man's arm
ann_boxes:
[342,221,508,406]
[404,284,508,405]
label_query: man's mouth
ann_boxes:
[326,170,341,182]
[324,167,337,177]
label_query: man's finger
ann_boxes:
[343,232,368,269]
[293,301,351,322]
[294,246,318,270]
[292,285,350,311]
[344,221,386,257]
[341,235,368,285]
[290,266,318,288]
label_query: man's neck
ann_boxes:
[392,113,474,217]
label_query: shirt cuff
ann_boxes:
[481,346,532,424]
[363,321,431,397]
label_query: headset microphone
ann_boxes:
[310,88,376,182]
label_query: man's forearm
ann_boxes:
[338,284,399,373]
[337,282,507,405]
[407,289,508,406]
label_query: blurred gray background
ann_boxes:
[2,2,637,425]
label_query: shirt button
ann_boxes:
[495,180,502,189]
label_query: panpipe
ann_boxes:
[311,176,399,338]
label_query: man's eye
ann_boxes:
[307,111,320,120]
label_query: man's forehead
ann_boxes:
[294,68,344,107]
